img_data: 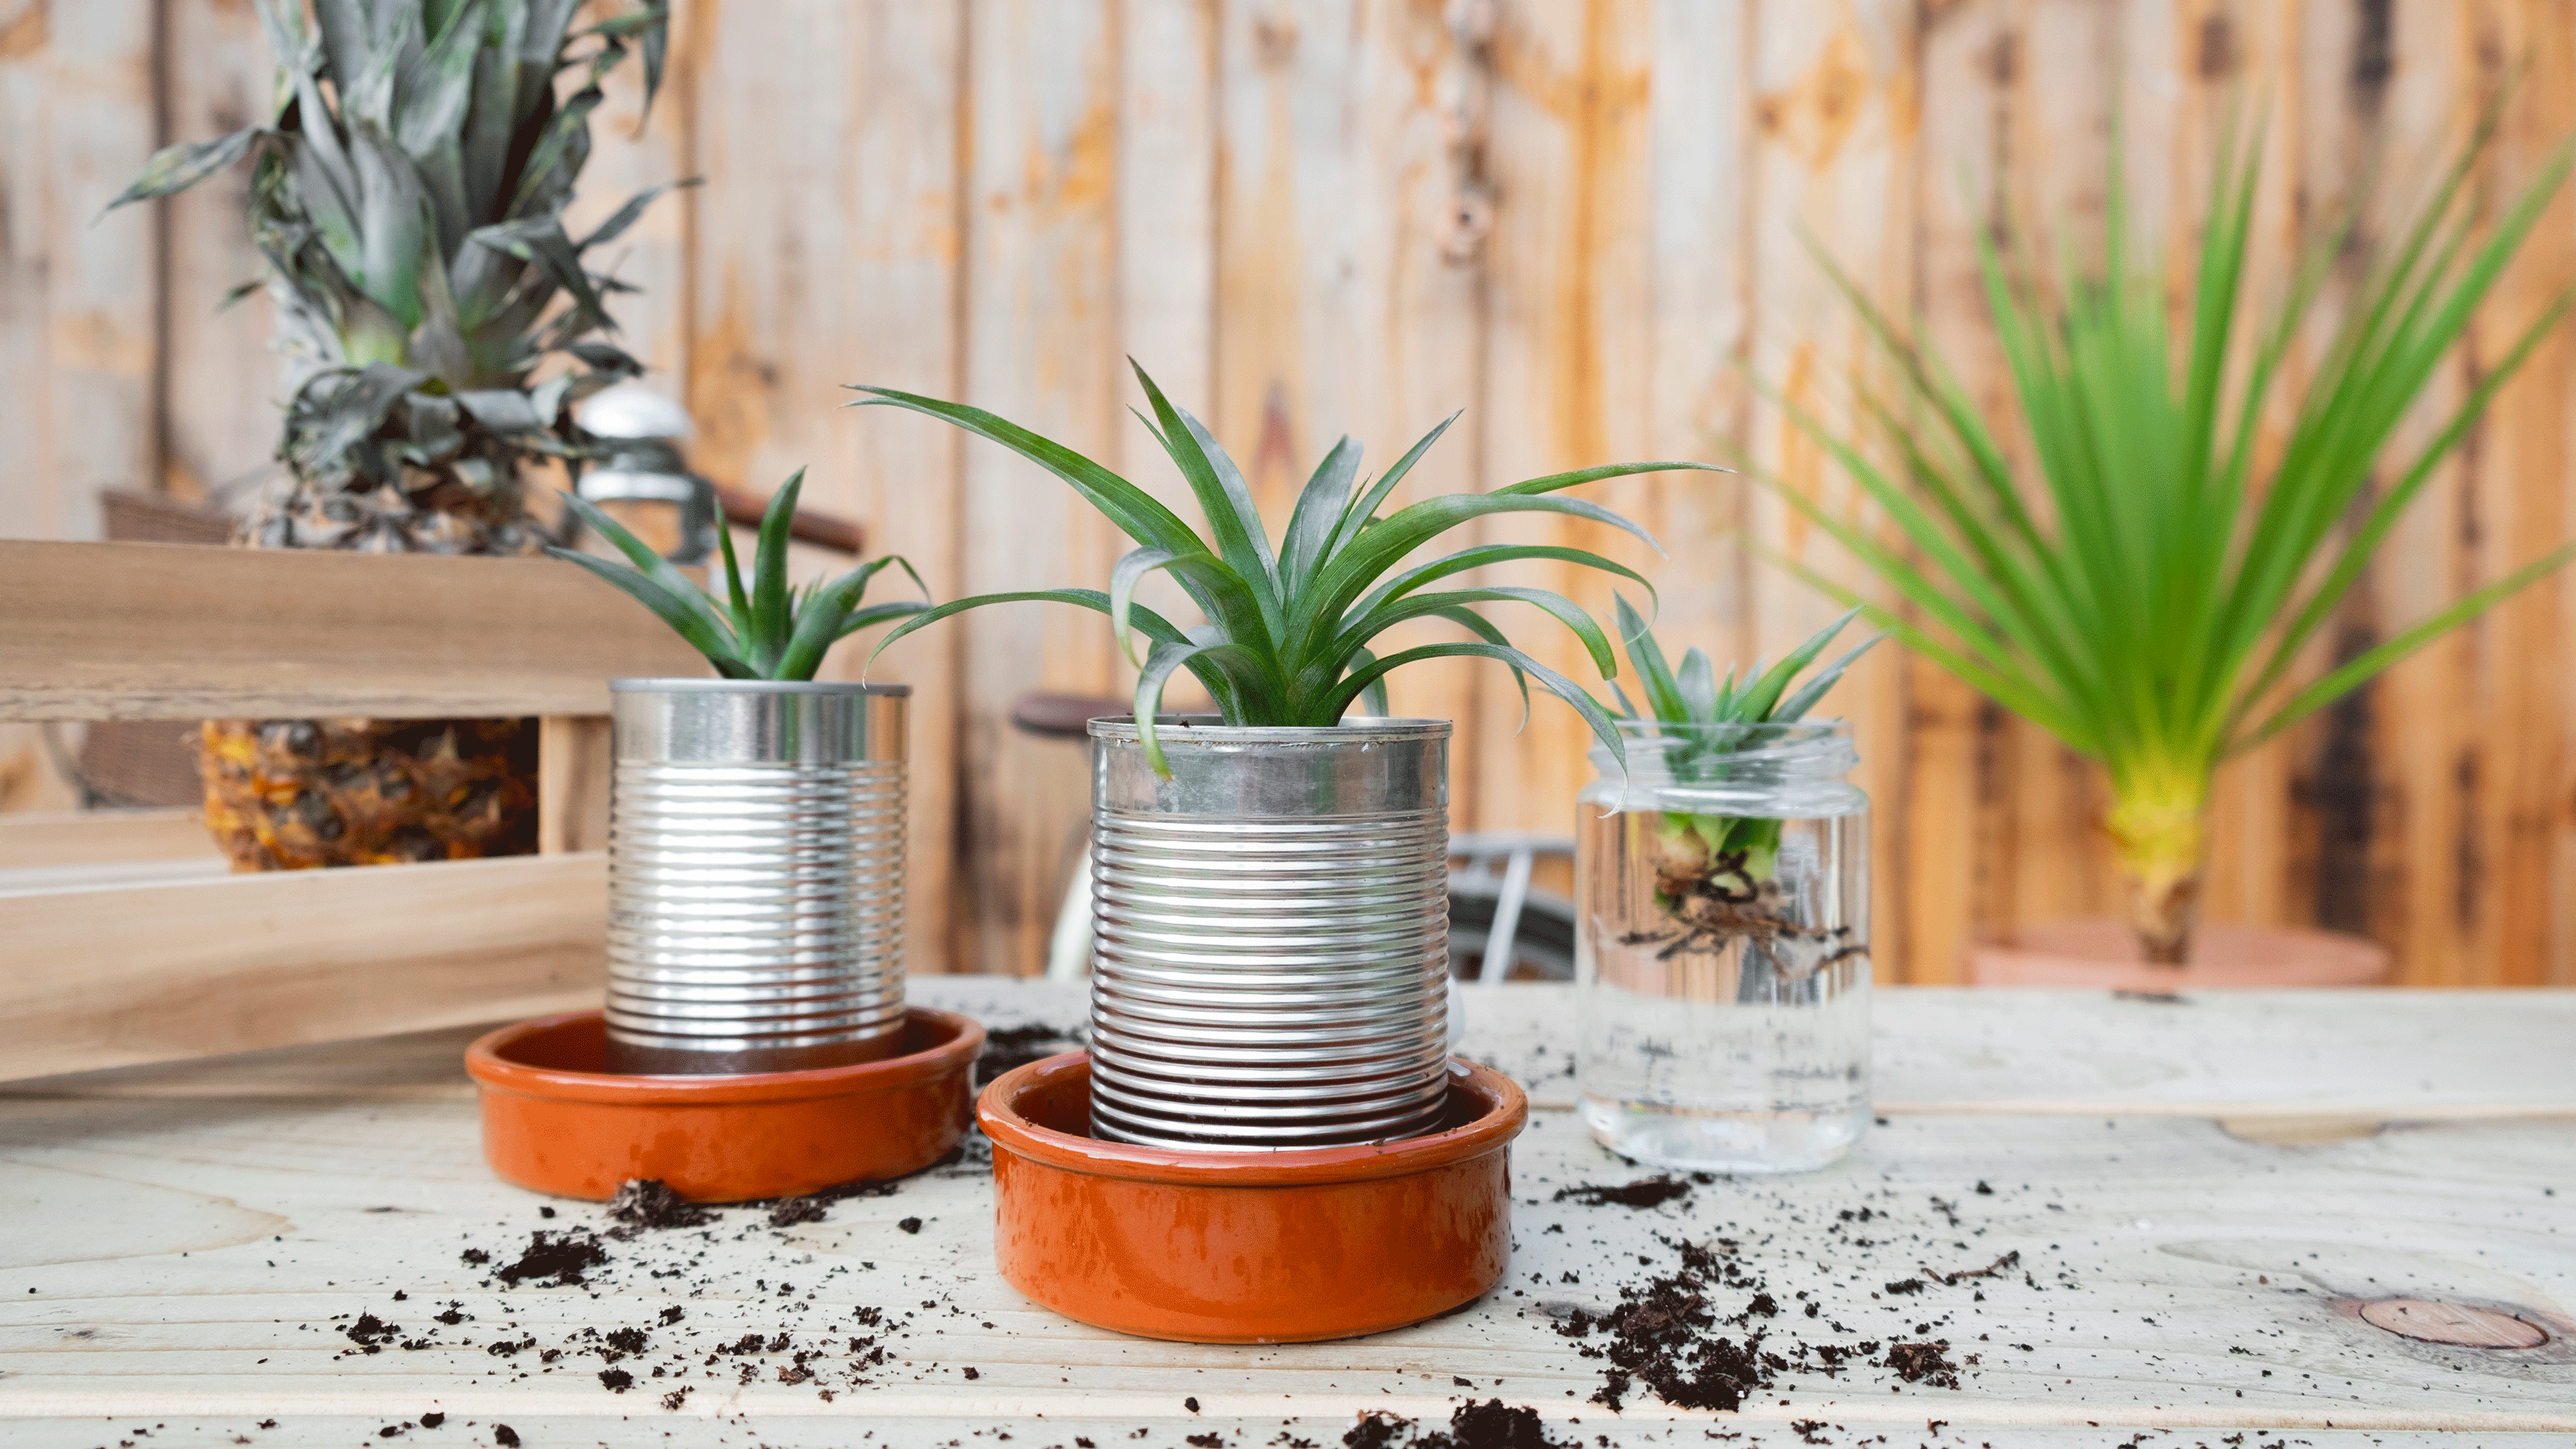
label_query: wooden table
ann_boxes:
[3,981,2571,1448]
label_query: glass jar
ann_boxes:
[1575,719,1870,1173]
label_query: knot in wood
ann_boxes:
[2359,1298,2547,1348]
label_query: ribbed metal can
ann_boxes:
[1084,716,1451,1148]
[604,679,909,1075]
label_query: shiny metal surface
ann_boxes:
[575,381,696,440]
[605,680,909,1075]
[1084,717,1451,1148]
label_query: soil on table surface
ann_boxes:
[227,1104,2121,1448]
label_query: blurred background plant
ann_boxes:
[1744,110,2576,966]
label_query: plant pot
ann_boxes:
[606,679,909,1075]
[1962,919,2392,989]
[978,1050,1525,1344]
[1084,716,1452,1148]
[465,1005,981,1201]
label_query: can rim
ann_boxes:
[1088,715,1449,745]
[978,1051,1525,1178]
[611,677,913,697]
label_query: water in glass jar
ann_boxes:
[1575,805,1870,1173]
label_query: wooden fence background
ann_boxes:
[6,0,2575,986]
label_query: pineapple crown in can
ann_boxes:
[610,679,910,766]
[1088,716,1447,818]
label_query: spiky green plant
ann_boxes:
[1607,601,1881,904]
[1748,112,2576,964]
[110,0,675,553]
[855,364,1715,774]
[551,471,930,681]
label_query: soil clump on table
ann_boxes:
[975,1022,1085,1087]
[1346,1399,1576,1448]
[1550,1174,1697,1209]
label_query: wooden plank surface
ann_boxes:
[906,977,2576,1123]
[0,853,607,1081]
[0,0,155,545]
[0,807,217,869]
[1,542,708,721]
[0,983,2568,1445]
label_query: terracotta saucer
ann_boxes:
[466,1006,982,1202]
[977,1051,1528,1344]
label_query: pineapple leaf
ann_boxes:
[1129,362,1285,638]
[1130,635,1279,777]
[1332,586,1617,682]
[1323,411,1460,564]
[1278,436,1363,598]
[749,468,804,672]
[550,545,753,679]
[1108,546,1182,670]
[1345,543,1659,627]
[1323,642,1616,748]
[855,376,1711,774]
[103,127,265,213]
[557,477,925,682]
[774,551,913,681]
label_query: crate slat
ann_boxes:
[0,851,606,1080]
[0,540,706,721]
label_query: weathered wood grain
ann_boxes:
[0,807,215,869]
[952,0,1137,976]
[156,0,275,512]
[0,0,156,545]
[0,984,2568,1437]
[904,975,2576,1121]
[1472,0,1659,834]
[0,541,707,720]
[684,0,968,978]
[535,716,613,856]
[13,0,2576,985]
[0,852,607,1081]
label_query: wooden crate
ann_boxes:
[0,539,706,1080]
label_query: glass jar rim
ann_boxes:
[1591,717,1856,770]
[1606,717,1850,740]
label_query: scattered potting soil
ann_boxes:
[1883,1340,1961,1388]
[1345,1401,1575,1449]
[1924,1249,2021,1285]
[257,1092,2054,1448]
[485,1230,609,1288]
[605,1179,714,1230]
[1550,1174,1697,1209]
[1554,1238,1772,1411]
[976,1022,1085,1087]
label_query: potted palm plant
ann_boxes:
[858,364,1707,1341]
[110,0,676,870]
[1751,114,2576,979]
[461,473,980,1205]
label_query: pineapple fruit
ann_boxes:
[114,0,671,869]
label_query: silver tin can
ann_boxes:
[605,679,909,1075]
[1084,716,1451,1148]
